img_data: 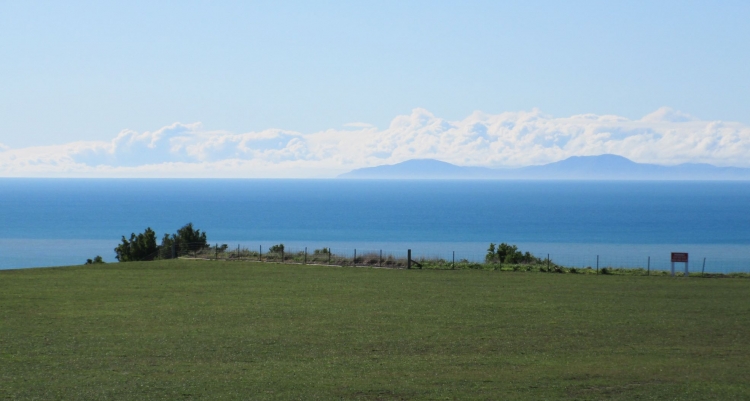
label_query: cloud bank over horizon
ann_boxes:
[1,107,749,178]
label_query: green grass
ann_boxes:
[1,261,749,400]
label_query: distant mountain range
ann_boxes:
[338,155,750,180]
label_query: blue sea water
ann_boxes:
[1,179,749,272]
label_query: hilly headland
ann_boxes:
[339,154,750,180]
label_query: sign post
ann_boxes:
[671,252,689,277]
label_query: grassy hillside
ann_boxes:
[1,260,749,400]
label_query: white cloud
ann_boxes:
[343,122,375,128]
[641,107,697,123]
[1,107,749,177]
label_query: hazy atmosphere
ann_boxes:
[3,3,750,399]
[2,1,749,177]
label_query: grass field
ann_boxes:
[1,260,749,400]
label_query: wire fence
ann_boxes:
[164,242,750,277]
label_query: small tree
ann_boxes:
[158,223,208,259]
[485,242,541,264]
[486,243,496,262]
[175,223,208,251]
[115,227,158,262]
[158,233,175,259]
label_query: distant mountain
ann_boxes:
[337,159,494,179]
[515,155,750,179]
[338,155,750,180]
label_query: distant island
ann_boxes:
[338,154,750,180]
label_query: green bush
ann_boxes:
[85,255,105,265]
[269,244,285,253]
[486,243,542,264]
[115,228,158,262]
[159,223,208,259]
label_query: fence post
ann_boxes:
[452,251,455,270]
[259,245,262,262]
[354,249,357,266]
[379,250,382,267]
[702,257,706,276]
[238,244,240,261]
[596,255,599,275]
[547,254,550,272]
[215,243,218,260]
[328,248,331,264]
[408,249,412,269]
[304,247,307,265]
[647,256,650,276]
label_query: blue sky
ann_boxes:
[1,1,749,176]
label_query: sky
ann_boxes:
[1,1,749,177]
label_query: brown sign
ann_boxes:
[671,252,688,263]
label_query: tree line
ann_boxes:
[114,223,208,262]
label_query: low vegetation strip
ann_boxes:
[101,226,750,277]
[170,245,750,278]
[1,261,749,400]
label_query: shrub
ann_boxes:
[85,255,105,265]
[269,244,285,253]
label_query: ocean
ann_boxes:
[1,179,749,272]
